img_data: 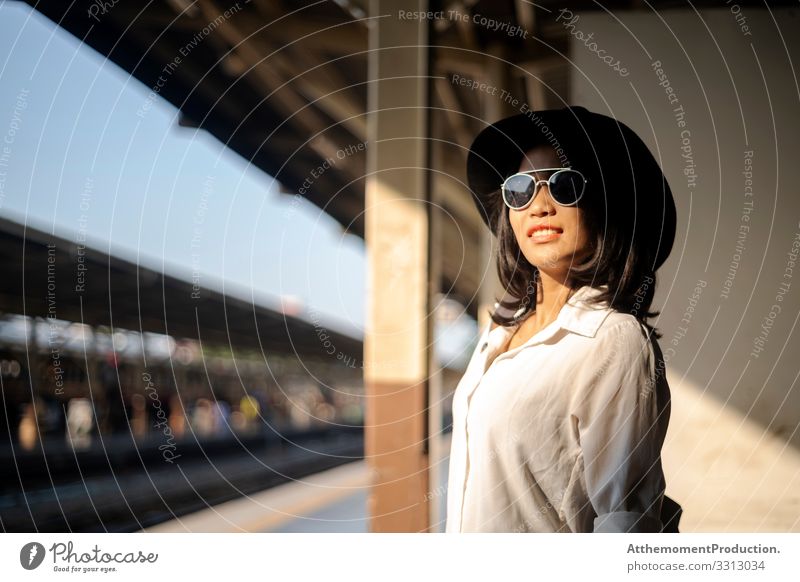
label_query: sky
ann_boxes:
[0,2,477,366]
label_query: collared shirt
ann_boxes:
[445,285,671,533]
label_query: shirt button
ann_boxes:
[480,342,488,352]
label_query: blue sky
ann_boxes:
[0,2,366,336]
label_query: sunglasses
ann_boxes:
[500,168,588,210]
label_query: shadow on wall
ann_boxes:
[570,8,800,451]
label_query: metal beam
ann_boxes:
[271,46,368,142]
[433,76,475,151]
[195,0,364,184]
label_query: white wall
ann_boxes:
[569,8,800,447]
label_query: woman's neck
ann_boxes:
[503,272,574,350]
[533,272,574,326]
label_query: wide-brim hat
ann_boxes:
[466,105,676,271]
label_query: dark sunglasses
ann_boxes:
[500,168,588,210]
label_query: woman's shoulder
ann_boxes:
[595,311,652,344]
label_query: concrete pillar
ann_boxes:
[364,0,433,532]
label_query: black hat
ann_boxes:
[466,105,676,271]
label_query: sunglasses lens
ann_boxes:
[549,170,585,205]
[503,174,536,209]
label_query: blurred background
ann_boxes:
[0,0,798,533]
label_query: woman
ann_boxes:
[445,105,682,533]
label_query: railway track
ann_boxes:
[0,426,363,532]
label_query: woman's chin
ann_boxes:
[523,249,569,271]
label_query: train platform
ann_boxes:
[142,460,374,533]
[141,440,451,533]
[143,371,800,533]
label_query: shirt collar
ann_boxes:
[491,284,614,340]
[556,284,614,338]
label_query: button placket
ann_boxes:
[459,324,517,529]
[454,326,493,531]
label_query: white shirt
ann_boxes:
[445,285,671,533]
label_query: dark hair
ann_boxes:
[488,154,663,340]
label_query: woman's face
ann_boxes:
[507,145,592,281]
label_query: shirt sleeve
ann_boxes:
[576,321,671,533]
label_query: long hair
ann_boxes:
[488,182,663,340]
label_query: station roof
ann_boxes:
[0,216,363,360]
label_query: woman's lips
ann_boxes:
[528,227,563,242]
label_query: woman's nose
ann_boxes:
[529,183,555,215]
